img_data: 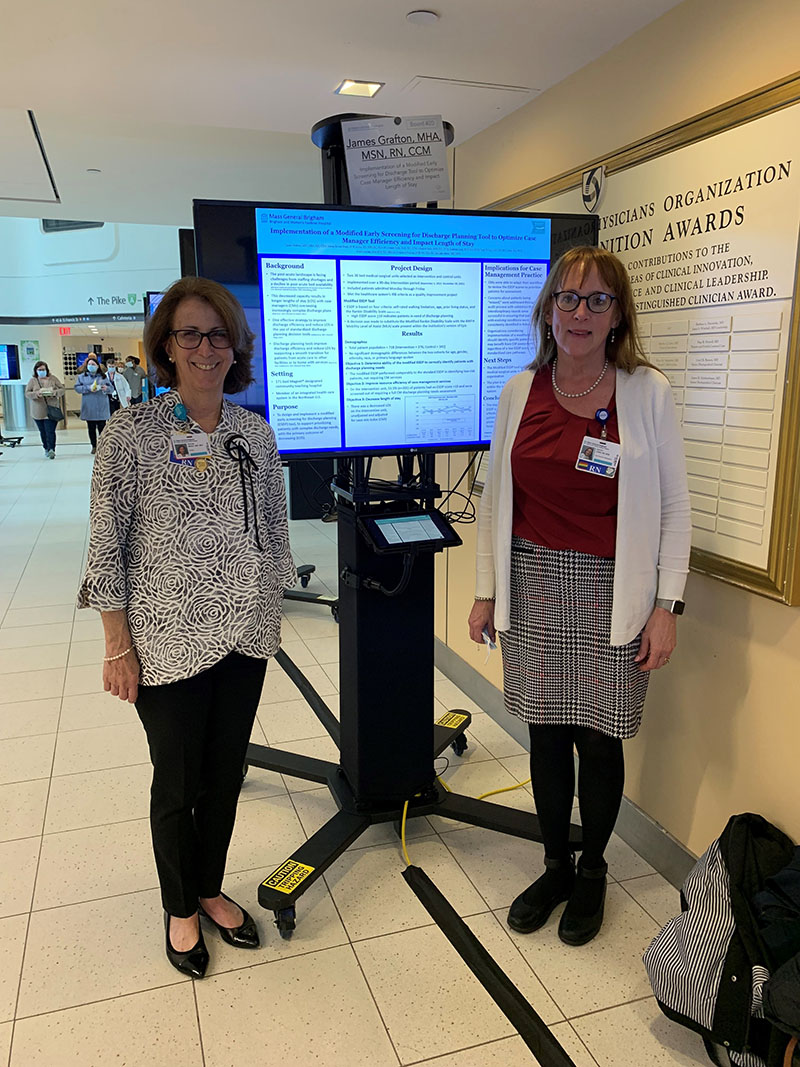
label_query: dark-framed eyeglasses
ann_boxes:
[553,290,616,314]
[169,329,233,350]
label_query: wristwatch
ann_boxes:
[655,598,685,615]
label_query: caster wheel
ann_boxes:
[274,905,296,939]
[331,603,339,622]
[450,734,468,757]
[300,573,310,588]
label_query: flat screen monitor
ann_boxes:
[0,344,20,380]
[178,229,197,277]
[192,201,598,458]
[144,292,169,396]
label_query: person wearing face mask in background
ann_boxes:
[25,360,65,458]
[104,356,131,415]
[75,357,112,454]
[123,356,147,404]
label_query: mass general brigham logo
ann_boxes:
[582,165,606,213]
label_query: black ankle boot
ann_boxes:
[507,854,576,934]
[558,858,608,946]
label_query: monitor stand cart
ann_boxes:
[247,454,582,936]
[280,109,456,625]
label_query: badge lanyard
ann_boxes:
[169,397,264,549]
[574,407,620,479]
[169,400,211,472]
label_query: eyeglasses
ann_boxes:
[553,290,616,314]
[169,329,233,350]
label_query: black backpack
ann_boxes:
[643,813,799,1067]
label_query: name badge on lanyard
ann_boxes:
[170,431,211,472]
[575,407,620,479]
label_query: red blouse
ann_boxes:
[511,370,619,558]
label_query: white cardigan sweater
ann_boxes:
[475,366,692,646]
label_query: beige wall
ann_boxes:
[625,570,800,854]
[9,326,64,379]
[442,0,800,856]
[454,0,800,211]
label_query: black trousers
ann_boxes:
[86,420,106,448]
[135,652,268,916]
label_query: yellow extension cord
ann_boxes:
[400,774,532,867]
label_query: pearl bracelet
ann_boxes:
[103,645,133,663]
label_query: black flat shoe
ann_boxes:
[198,893,260,949]
[164,912,209,978]
[558,860,608,946]
[507,854,576,934]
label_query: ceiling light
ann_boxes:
[334,79,384,98]
[406,9,439,24]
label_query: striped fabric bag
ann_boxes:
[643,814,796,1067]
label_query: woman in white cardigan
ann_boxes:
[468,246,691,946]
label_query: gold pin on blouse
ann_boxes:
[195,458,208,473]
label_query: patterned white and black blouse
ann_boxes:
[78,390,297,686]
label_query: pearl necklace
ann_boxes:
[551,358,609,399]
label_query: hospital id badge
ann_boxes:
[170,431,211,468]
[575,435,620,479]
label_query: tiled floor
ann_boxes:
[0,428,710,1066]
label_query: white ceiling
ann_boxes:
[0,0,684,227]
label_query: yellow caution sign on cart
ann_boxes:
[436,711,469,730]
[261,859,315,894]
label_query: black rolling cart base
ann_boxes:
[249,727,583,937]
[246,454,582,939]
[283,564,339,621]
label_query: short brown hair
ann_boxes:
[529,246,654,375]
[143,277,255,393]
[33,361,50,376]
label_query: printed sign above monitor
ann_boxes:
[192,201,598,458]
[342,114,450,206]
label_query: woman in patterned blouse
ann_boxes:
[79,277,296,978]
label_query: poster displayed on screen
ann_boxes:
[192,201,598,458]
[0,344,20,380]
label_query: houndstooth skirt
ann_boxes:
[499,537,650,739]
